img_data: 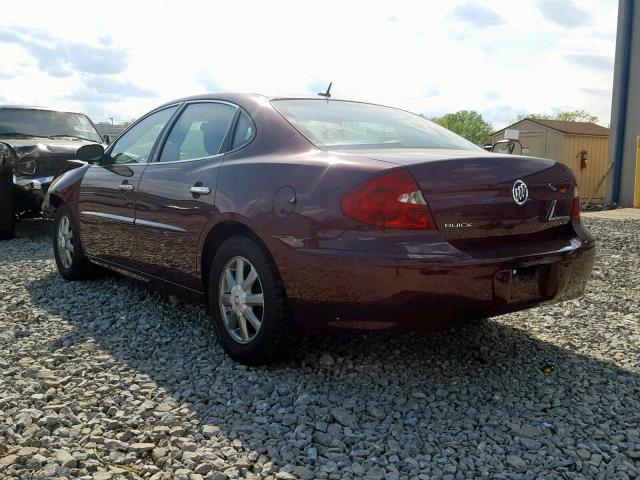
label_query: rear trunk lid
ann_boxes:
[348,149,576,250]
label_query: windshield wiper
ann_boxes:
[0,132,52,138]
[50,134,99,142]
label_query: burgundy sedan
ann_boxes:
[44,94,595,364]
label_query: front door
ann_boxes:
[134,101,239,290]
[78,106,178,265]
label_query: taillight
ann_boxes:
[571,183,580,219]
[341,169,436,230]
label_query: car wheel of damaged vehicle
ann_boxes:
[0,168,15,240]
[208,235,297,365]
[53,206,96,280]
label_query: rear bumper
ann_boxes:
[274,236,595,331]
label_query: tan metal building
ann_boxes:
[491,118,610,201]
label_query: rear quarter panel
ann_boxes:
[206,98,403,303]
[207,96,398,259]
[210,96,413,246]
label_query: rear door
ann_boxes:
[78,106,178,265]
[133,101,246,290]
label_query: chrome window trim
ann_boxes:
[226,109,257,155]
[183,99,240,109]
[145,152,225,166]
[151,100,247,165]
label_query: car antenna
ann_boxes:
[317,82,332,98]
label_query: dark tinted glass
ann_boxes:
[0,108,102,142]
[109,107,177,164]
[159,103,237,162]
[232,111,254,149]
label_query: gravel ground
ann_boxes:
[0,218,639,480]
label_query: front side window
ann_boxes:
[272,99,482,151]
[108,106,178,164]
[158,103,237,163]
[0,108,102,142]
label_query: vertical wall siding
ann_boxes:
[493,122,610,200]
[562,135,610,200]
[545,130,564,161]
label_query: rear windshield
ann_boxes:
[272,99,482,151]
[0,108,102,142]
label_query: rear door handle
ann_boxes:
[190,186,211,195]
[118,183,134,192]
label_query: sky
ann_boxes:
[0,0,618,130]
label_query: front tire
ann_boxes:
[53,206,96,280]
[208,235,297,365]
[0,168,15,240]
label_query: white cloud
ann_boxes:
[0,0,617,129]
[449,3,506,28]
[535,0,592,28]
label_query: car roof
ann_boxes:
[153,92,401,113]
[159,92,328,102]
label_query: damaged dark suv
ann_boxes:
[0,106,106,239]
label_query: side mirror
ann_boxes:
[76,143,105,163]
[103,134,111,145]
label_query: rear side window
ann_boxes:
[158,103,237,162]
[231,111,254,150]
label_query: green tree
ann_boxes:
[517,110,598,123]
[555,110,599,122]
[517,113,553,121]
[431,110,493,145]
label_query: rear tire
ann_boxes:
[53,205,96,280]
[208,235,297,365]
[0,168,15,241]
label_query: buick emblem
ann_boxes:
[512,179,528,205]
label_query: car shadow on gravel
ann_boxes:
[13,218,52,239]
[0,218,53,262]
[24,270,640,477]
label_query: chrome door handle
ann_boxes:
[190,186,211,195]
[118,183,134,191]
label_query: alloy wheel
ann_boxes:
[57,214,74,269]
[218,255,264,344]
